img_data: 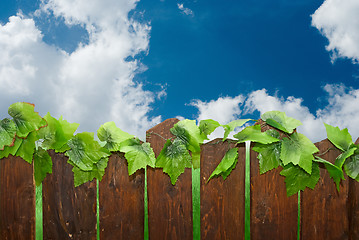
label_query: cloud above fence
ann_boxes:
[0,0,161,139]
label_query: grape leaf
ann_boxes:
[234,125,280,144]
[66,132,110,171]
[37,113,79,152]
[119,138,156,175]
[253,137,282,174]
[199,119,220,139]
[261,111,302,134]
[156,139,192,185]
[280,162,320,196]
[97,121,134,151]
[71,157,109,187]
[0,118,17,150]
[208,148,238,181]
[314,156,344,191]
[344,150,359,181]
[8,102,47,138]
[15,131,38,163]
[0,137,23,159]
[222,119,252,141]
[33,147,52,186]
[324,123,353,152]
[334,147,356,168]
[280,132,318,174]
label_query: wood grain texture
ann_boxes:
[250,145,298,239]
[146,118,193,240]
[43,150,97,240]
[301,139,349,240]
[99,153,144,239]
[201,140,245,240]
[0,156,35,240]
[349,137,359,240]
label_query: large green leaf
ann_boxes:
[156,139,192,185]
[261,111,302,134]
[207,148,238,181]
[37,113,79,152]
[234,125,280,144]
[8,102,47,138]
[280,162,320,196]
[71,157,109,187]
[253,130,282,174]
[119,138,156,175]
[33,147,52,186]
[314,156,344,191]
[222,119,252,141]
[97,121,134,151]
[0,118,17,150]
[334,147,356,168]
[66,132,110,171]
[199,119,220,139]
[0,137,23,159]
[15,131,38,163]
[324,123,353,152]
[280,132,318,174]
[344,150,359,181]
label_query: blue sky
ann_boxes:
[0,0,358,141]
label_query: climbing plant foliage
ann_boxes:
[0,102,358,196]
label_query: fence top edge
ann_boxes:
[146,118,179,133]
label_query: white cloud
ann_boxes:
[177,3,194,16]
[312,0,359,63]
[0,0,162,139]
[191,85,359,143]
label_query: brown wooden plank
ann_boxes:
[99,153,144,239]
[43,150,97,240]
[301,139,349,240]
[349,137,359,240]
[0,156,35,240]
[250,145,298,239]
[146,118,193,240]
[201,140,245,240]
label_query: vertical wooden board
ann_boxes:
[301,139,349,240]
[200,140,245,240]
[349,137,359,240]
[0,156,35,240]
[43,150,97,240]
[99,153,144,239]
[146,118,193,240]
[250,146,298,239]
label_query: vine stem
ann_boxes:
[315,147,335,157]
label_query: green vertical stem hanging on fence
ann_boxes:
[192,166,201,240]
[144,168,149,240]
[245,141,251,240]
[35,184,43,240]
[297,191,301,240]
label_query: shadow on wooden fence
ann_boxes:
[0,119,358,239]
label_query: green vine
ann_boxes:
[0,102,358,196]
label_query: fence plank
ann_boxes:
[99,153,144,239]
[250,146,298,239]
[146,118,193,240]
[43,150,97,240]
[0,156,35,240]
[349,137,359,240]
[201,140,245,240]
[301,139,349,240]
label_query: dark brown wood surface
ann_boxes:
[43,150,97,240]
[349,137,359,240]
[99,153,144,239]
[146,118,193,240]
[301,139,349,240]
[201,140,245,240]
[250,145,298,239]
[0,156,35,240]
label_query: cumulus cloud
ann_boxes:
[312,0,359,62]
[177,3,194,16]
[0,0,162,139]
[191,85,359,143]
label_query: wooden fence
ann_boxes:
[0,118,358,239]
